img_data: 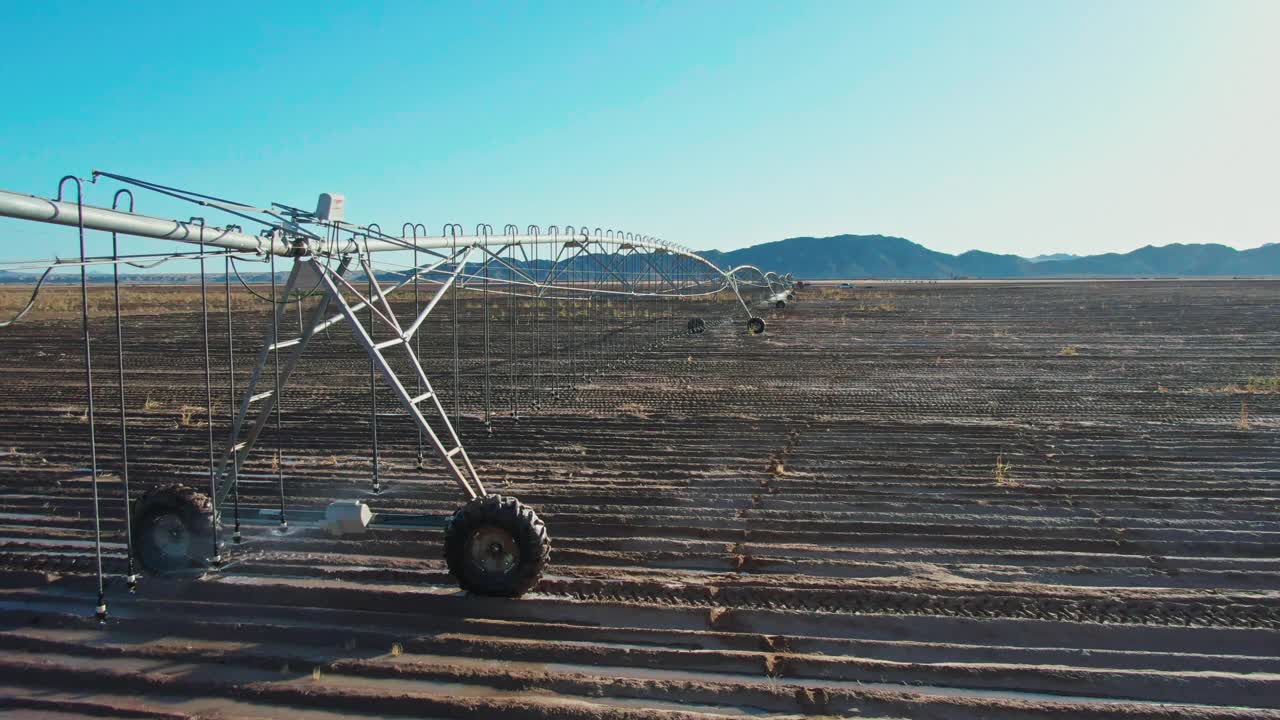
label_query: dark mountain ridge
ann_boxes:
[702,235,1280,279]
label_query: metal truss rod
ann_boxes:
[315,265,485,500]
[402,246,476,339]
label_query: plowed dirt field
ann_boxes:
[1,280,1277,719]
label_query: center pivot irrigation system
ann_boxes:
[0,172,794,619]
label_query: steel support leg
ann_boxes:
[316,263,485,499]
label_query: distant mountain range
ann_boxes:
[1026,253,1080,263]
[3,235,1277,283]
[699,235,1280,279]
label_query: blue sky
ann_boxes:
[1,0,1276,265]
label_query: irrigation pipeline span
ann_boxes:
[0,187,793,303]
[0,172,795,616]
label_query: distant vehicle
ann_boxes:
[838,282,854,289]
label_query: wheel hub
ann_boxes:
[468,526,519,575]
[149,513,189,559]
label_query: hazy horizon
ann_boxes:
[4,233,1277,280]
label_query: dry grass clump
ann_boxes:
[7,446,49,467]
[177,405,206,428]
[993,453,1018,487]
[1058,345,1080,357]
[809,286,849,299]
[616,403,650,419]
[1245,375,1280,393]
[807,286,899,308]
[1204,374,1280,395]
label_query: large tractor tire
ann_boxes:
[444,494,550,597]
[131,484,215,574]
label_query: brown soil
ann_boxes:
[0,279,1278,718]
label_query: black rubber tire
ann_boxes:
[687,317,706,334]
[444,494,550,597]
[130,484,215,574]
[775,300,787,309]
[747,317,766,335]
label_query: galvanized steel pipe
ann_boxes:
[0,189,284,255]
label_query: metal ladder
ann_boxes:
[214,253,485,516]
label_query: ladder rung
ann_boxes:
[249,390,274,403]
[446,446,464,458]
[410,391,434,404]
[374,337,405,351]
[270,338,302,351]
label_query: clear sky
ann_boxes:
[1,0,1276,263]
